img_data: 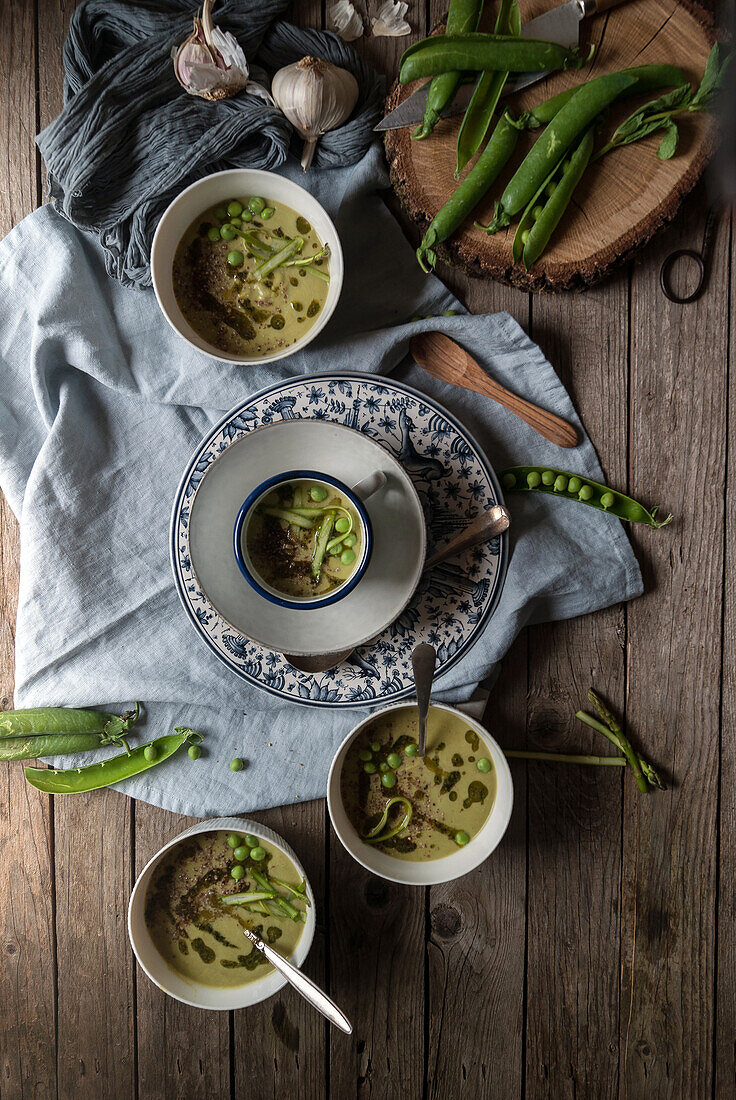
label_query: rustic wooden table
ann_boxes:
[1,2,733,1098]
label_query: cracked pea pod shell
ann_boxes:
[24,732,192,794]
[500,466,673,528]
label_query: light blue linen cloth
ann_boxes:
[0,145,642,816]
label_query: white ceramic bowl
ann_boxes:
[151,169,344,365]
[327,703,514,886]
[128,816,316,1010]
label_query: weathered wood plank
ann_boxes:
[134,809,231,1100]
[715,205,735,1100]
[524,274,629,1100]
[233,802,327,1099]
[0,2,58,1098]
[622,185,727,1098]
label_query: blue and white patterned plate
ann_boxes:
[170,373,508,708]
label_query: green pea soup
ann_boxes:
[246,477,363,599]
[172,196,329,358]
[340,707,497,861]
[144,832,307,989]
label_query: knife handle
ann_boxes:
[582,0,629,13]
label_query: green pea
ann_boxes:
[379,762,390,773]
[330,543,343,557]
[220,225,237,241]
[545,181,557,198]
[261,207,275,220]
[230,218,243,229]
[214,206,228,221]
[230,757,244,771]
[527,471,542,488]
[532,204,544,220]
[358,748,372,762]
[502,473,516,490]
[520,229,530,244]
[343,533,357,548]
[404,743,418,757]
[370,741,381,752]
[568,476,582,493]
[143,744,157,762]
[562,159,572,173]
[310,486,327,502]
[227,250,244,267]
[230,863,245,881]
[227,834,242,848]
[335,516,350,534]
[455,830,470,846]
[248,196,266,214]
[554,475,568,492]
[240,208,253,222]
[386,753,402,769]
[363,762,377,775]
[579,484,594,501]
[233,845,249,862]
[601,491,615,510]
[541,470,555,486]
[249,846,266,861]
[381,772,397,788]
[476,757,492,774]
[207,226,221,242]
[227,200,243,217]
[245,835,260,848]
[341,549,356,565]
[188,744,202,759]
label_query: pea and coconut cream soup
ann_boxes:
[341,707,497,861]
[144,830,309,989]
[172,194,330,357]
[246,478,363,599]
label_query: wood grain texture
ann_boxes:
[385,0,715,289]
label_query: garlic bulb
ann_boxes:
[172,0,249,101]
[371,0,411,36]
[328,0,364,41]
[272,57,359,172]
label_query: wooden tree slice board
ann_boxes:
[384,0,716,290]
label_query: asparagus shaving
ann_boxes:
[261,507,314,529]
[312,511,335,579]
[254,236,304,279]
[283,244,330,268]
[363,796,413,843]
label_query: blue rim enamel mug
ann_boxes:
[233,469,386,610]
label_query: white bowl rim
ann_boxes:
[151,168,344,366]
[327,702,514,886]
[127,816,316,1011]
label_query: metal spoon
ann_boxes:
[411,643,437,758]
[285,505,510,674]
[241,925,352,1034]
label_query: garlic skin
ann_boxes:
[371,0,411,36]
[272,56,359,172]
[173,0,249,101]
[328,0,364,41]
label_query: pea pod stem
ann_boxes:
[413,0,484,141]
[400,35,590,84]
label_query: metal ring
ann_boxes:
[659,248,705,304]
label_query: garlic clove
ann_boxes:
[328,0,364,41]
[371,0,411,37]
[172,0,249,101]
[271,56,360,172]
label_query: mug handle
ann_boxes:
[351,471,387,501]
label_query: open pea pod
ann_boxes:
[501,466,672,528]
[522,125,595,268]
[24,728,202,794]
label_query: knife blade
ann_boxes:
[375,0,585,131]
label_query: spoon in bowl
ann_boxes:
[411,643,437,757]
[241,925,352,1034]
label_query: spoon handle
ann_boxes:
[242,928,352,1034]
[424,504,510,570]
[412,643,437,757]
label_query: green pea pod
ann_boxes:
[413,0,484,140]
[0,734,111,761]
[500,466,673,528]
[455,0,521,177]
[399,34,589,84]
[522,125,595,267]
[24,728,202,794]
[499,71,637,217]
[522,64,687,130]
[511,159,562,265]
[0,706,118,737]
[417,111,519,272]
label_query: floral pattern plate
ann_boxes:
[170,373,508,708]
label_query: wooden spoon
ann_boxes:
[411,331,578,449]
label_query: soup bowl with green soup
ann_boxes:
[152,169,343,364]
[327,704,514,885]
[128,817,316,1010]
